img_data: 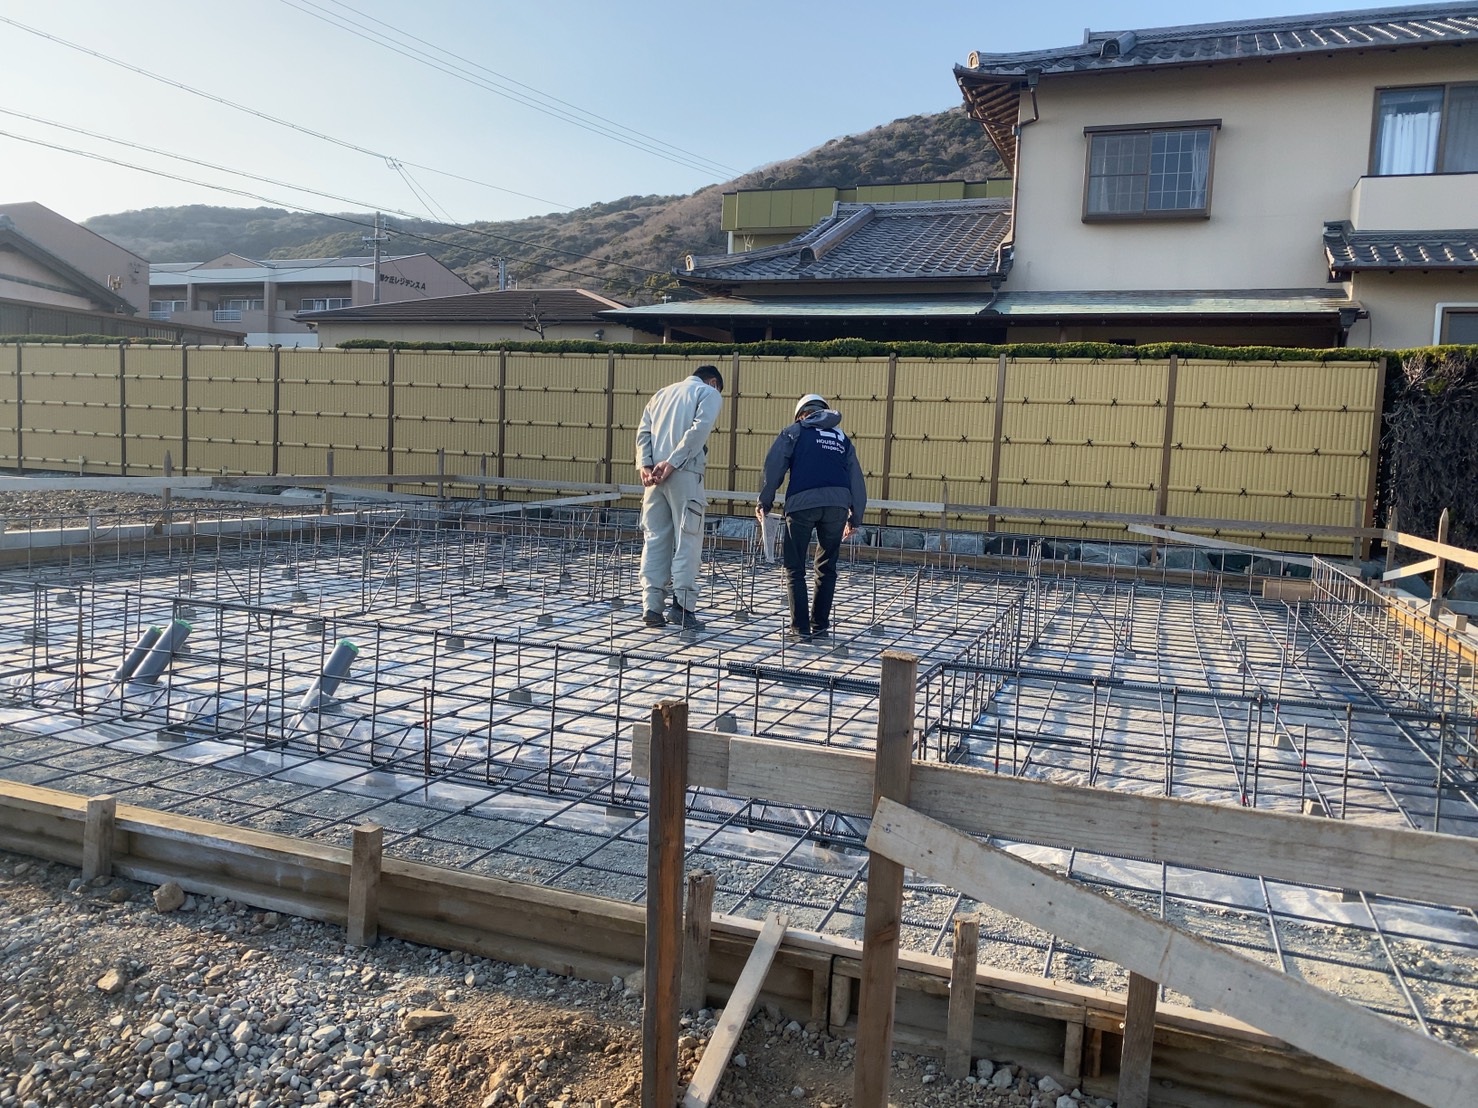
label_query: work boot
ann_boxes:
[641,609,666,628]
[666,604,702,631]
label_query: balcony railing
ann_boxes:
[148,310,172,321]
[213,309,243,323]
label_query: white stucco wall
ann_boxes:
[1008,50,1477,296]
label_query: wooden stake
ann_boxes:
[853,651,918,1108]
[681,869,715,1013]
[82,794,116,882]
[828,968,852,1032]
[682,912,787,1107]
[346,823,383,947]
[1063,1018,1085,1082]
[1430,507,1450,618]
[1119,971,1158,1108]
[643,700,688,1108]
[945,913,980,1079]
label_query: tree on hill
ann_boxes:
[84,108,1004,304]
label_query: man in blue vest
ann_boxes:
[755,393,866,641]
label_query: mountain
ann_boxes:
[84,107,1004,305]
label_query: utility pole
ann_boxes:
[497,257,507,291]
[363,212,390,302]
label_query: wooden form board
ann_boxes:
[0,779,1427,1106]
[1385,528,1478,574]
[866,798,1478,1108]
[682,913,787,1107]
[631,726,1478,909]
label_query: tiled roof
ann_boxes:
[956,4,1478,173]
[604,289,1359,322]
[297,288,626,321]
[960,4,1477,78]
[680,199,1012,288]
[1323,220,1478,272]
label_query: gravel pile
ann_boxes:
[0,851,1112,1108]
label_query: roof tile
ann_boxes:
[682,198,1011,287]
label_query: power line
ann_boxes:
[0,110,668,279]
[0,126,666,286]
[0,13,576,215]
[284,0,741,180]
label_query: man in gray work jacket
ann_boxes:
[635,365,724,630]
[755,393,866,641]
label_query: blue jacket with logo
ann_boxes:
[757,409,866,524]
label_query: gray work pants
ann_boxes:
[639,468,705,613]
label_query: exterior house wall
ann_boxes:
[0,203,150,314]
[1008,49,1476,347]
[151,258,474,348]
[1342,270,1478,348]
[373,256,473,303]
[0,252,99,312]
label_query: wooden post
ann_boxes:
[944,913,979,1079]
[1429,508,1450,618]
[346,823,383,947]
[681,868,715,1013]
[162,452,173,529]
[853,651,918,1108]
[828,968,852,1032]
[82,794,116,882]
[1063,1017,1085,1082]
[643,700,689,1108]
[1384,507,1399,578]
[986,354,1007,533]
[1155,354,1179,520]
[878,353,898,529]
[1118,971,1159,1108]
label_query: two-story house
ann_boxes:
[609,4,1475,349]
[149,252,475,347]
[954,2,1476,349]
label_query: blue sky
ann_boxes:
[0,1,1442,224]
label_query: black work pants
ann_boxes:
[781,505,847,633]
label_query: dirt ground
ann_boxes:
[0,850,1086,1108]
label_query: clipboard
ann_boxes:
[760,513,781,564]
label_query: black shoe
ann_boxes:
[642,609,666,628]
[667,604,702,631]
[786,627,813,642]
[810,625,831,640]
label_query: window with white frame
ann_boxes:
[1084,121,1219,219]
[1373,84,1478,175]
[300,297,351,311]
[1439,306,1478,344]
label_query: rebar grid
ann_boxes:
[0,504,1475,1044]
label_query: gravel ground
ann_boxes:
[0,850,1105,1108]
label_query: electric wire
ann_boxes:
[0,124,668,284]
[0,13,575,213]
[281,0,740,180]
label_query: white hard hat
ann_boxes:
[794,393,827,417]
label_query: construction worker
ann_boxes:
[756,393,866,641]
[635,364,724,630]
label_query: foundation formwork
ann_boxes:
[0,501,1475,1070]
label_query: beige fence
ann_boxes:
[2,345,1383,552]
